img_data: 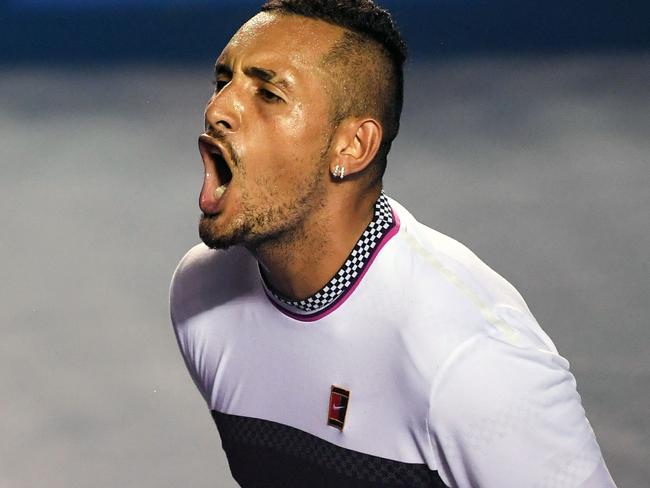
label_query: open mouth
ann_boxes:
[199,135,234,195]
[210,149,233,197]
[198,134,236,214]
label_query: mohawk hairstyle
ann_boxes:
[260,0,408,181]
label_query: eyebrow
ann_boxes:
[214,62,293,92]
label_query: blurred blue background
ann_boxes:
[1,1,648,487]
[2,0,649,62]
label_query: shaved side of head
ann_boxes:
[260,0,407,184]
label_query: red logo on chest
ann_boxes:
[327,385,350,431]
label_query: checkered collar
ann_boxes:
[260,192,396,320]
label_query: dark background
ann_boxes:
[2,0,650,63]
[1,1,648,487]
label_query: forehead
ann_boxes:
[219,12,343,80]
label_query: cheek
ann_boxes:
[282,102,309,137]
[274,98,326,142]
[282,104,329,159]
[240,101,329,181]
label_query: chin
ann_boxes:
[198,214,246,250]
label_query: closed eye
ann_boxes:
[258,88,282,103]
[213,79,229,92]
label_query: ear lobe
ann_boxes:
[336,118,383,178]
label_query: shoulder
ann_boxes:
[171,242,222,282]
[170,243,226,302]
[427,333,614,487]
[389,196,527,310]
[169,243,258,326]
[387,197,556,349]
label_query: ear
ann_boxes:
[330,117,383,178]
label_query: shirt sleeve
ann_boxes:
[427,334,617,488]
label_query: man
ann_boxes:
[170,1,617,486]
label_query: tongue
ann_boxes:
[199,171,226,214]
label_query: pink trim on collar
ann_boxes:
[262,209,401,323]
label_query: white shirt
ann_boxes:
[170,195,616,487]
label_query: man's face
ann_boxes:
[198,13,342,250]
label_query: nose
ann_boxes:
[204,86,242,133]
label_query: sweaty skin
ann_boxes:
[198,12,380,299]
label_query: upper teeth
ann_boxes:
[214,184,228,199]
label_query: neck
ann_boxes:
[250,186,382,300]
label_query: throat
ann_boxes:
[259,192,395,315]
[255,221,336,300]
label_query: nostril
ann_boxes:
[217,119,232,130]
